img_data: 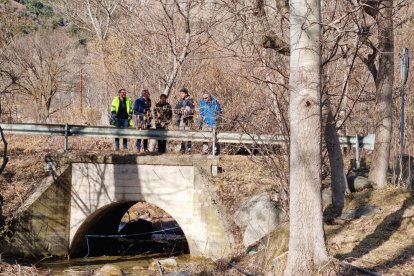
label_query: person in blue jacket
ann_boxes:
[197,92,222,155]
[133,89,152,152]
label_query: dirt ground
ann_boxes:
[0,136,414,275]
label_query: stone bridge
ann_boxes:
[5,153,234,260]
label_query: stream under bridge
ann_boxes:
[5,153,234,260]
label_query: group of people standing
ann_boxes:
[110,87,222,154]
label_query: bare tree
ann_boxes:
[51,0,123,41]
[366,0,394,188]
[0,69,9,173]
[0,70,11,228]
[117,0,217,98]
[284,0,329,274]
[50,0,124,124]
[158,0,191,97]
[1,31,78,122]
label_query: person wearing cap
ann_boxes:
[133,89,152,152]
[154,93,172,153]
[197,92,222,155]
[110,88,133,151]
[174,87,195,153]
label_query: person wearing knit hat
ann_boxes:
[174,87,195,153]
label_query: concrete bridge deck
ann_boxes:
[4,153,234,260]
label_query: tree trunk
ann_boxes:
[96,40,110,126]
[322,81,348,210]
[325,109,348,210]
[284,0,329,274]
[162,0,191,97]
[368,0,394,188]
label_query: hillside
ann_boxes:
[0,0,64,47]
[0,136,413,275]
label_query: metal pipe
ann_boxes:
[400,48,409,157]
[80,69,83,115]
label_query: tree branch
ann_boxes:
[361,0,379,18]
[261,31,290,56]
[357,41,378,80]
[0,126,8,175]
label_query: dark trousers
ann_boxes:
[114,118,129,150]
[156,125,167,153]
[136,122,151,150]
[180,141,192,152]
[136,139,148,150]
[179,122,191,152]
[158,140,167,153]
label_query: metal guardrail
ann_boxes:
[0,123,375,152]
[338,134,375,151]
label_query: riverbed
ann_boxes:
[37,253,200,275]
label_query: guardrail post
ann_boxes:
[212,128,217,157]
[355,134,360,169]
[211,128,218,175]
[64,123,69,152]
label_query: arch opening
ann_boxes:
[70,201,189,258]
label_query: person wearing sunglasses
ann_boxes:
[110,88,133,151]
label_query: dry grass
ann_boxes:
[208,186,414,275]
[0,261,38,276]
[325,187,414,275]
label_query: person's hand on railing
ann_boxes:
[111,113,118,124]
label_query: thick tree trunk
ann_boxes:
[284,0,329,274]
[322,85,348,210]
[368,0,394,188]
[325,110,348,210]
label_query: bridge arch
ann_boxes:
[70,200,189,257]
[7,155,234,259]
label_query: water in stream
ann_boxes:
[37,203,200,275]
[38,232,191,275]
[38,253,193,275]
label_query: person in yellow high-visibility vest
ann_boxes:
[110,88,133,151]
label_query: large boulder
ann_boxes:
[149,258,178,271]
[93,264,123,276]
[234,193,286,248]
[322,188,332,209]
[347,175,372,192]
